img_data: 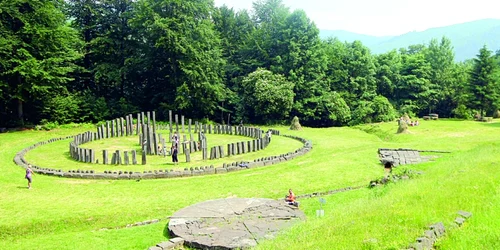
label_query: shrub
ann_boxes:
[37,120,59,131]
[452,104,473,119]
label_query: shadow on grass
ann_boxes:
[479,121,500,128]
[163,223,172,239]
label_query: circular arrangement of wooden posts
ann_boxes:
[14,111,312,179]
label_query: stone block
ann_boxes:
[142,150,147,165]
[111,152,117,164]
[236,142,241,154]
[124,151,129,165]
[408,242,424,250]
[181,115,185,133]
[430,222,445,237]
[227,166,240,172]
[423,230,436,241]
[169,237,184,246]
[458,210,472,218]
[219,145,225,158]
[455,217,465,226]
[175,114,179,132]
[204,167,215,174]
[116,150,122,165]
[215,167,227,174]
[156,241,175,249]
[131,150,137,165]
[416,237,433,249]
[182,169,192,177]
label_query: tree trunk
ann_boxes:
[16,73,24,126]
[220,101,224,124]
[17,98,24,126]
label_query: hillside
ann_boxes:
[320,19,500,61]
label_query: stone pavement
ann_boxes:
[378,148,434,166]
[168,198,305,249]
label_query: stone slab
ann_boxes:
[168,198,305,250]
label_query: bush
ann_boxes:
[398,103,417,119]
[349,97,397,126]
[36,120,59,131]
[371,96,397,122]
[41,94,81,124]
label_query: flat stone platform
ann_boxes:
[168,198,305,249]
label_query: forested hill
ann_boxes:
[320,19,500,61]
[1,0,500,129]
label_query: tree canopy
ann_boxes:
[1,0,499,127]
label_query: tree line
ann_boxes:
[1,0,499,128]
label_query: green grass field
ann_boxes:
[1,119,500,249]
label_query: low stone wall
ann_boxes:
[406,211,472,250]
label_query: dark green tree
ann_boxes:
[130,0,227,118]
[66,0,140,117]
[450,61,473,119]
[0,0,81,125]
[396,48,432,116]
[248,0,290,72]
[375,50,401,100]
[64,0,102,91]
[343,41,377,103]
[213,6,255,123]
[424,37,455,115]
[469,45,500,117]
[281,10,329,125]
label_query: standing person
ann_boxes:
[25,164,34,189]
[172,132,179,147]
[171,145,179,165]
[267,130,272,142]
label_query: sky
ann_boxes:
[213,0,500,37]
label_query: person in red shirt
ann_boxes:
[285,189,295,202]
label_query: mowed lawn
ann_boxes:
[1,119,499,249]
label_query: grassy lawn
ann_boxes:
[1,119,500,249]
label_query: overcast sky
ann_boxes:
[213,0,500,36]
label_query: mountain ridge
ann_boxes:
[320,19,500,61]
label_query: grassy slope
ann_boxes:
[0,120,499,249]
[257,120,500,250]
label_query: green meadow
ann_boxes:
[1,119,500,249]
